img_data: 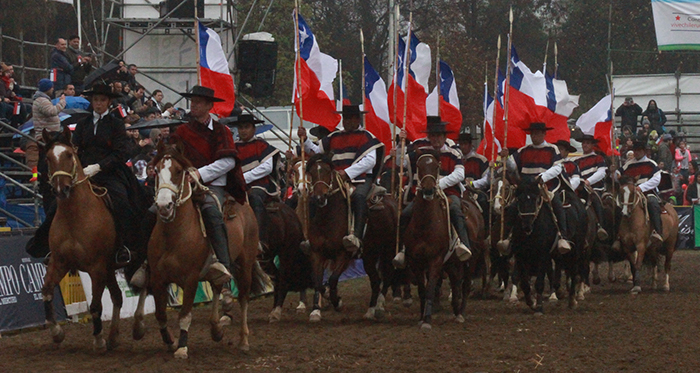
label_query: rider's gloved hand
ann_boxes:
[83,164,101,177]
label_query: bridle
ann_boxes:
[517,192,544,234]
[48,151,89,188]
[617,184,646,218]
[310,160,344,205]
[155,155,193,209]
[416,153,440,200]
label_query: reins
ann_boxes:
[154,155,194,207]
[48,152,107,198]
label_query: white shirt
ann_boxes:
[197,117,237,186]
[303,135,377,181]
[243,157,274,185]
[92,109,109,135]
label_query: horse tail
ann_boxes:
[249,261,271,296]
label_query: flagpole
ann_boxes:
[395,9,412,257]
[435,33,441,119]
[195,0,201,85]
[339,59,344,128]
[543,39,549,73]
[608,60,616,234]
[554,42,558,79]
[390,3,400,197]
[500,6,513,242]
[361,29,366,128]
[488,34,501,244]
[294,1,308,240]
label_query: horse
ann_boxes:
[132,142,267,358]
[488,176,518,302]
[403,152,469,329]
[590,185,628,285]
[616,177,679,294]
[40,127,123,350]
[460,189,489,298]
[304,153,399,322]
[507,178,558,314]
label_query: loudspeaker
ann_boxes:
[238,40,278,98]
[160,0,205,19]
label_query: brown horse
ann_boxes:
[488,176,518,302]
[616,178,678,294]
[304,153,398,322]
[404,152,467,329]
[40,127,123,350]
[460,190,488,297]
[132,143,267,358]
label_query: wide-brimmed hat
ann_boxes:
[422,116,452,134]
[555,139,577,153]
[524,122,554,132]
[336,104,367,116]
[632,140,648,150]
[82,83,122,99]
[310,125,331,139]
[458,132,473,143]
[580,134,599,143]
[224,113,264,127]
[179,85,225,102]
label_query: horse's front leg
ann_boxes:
[209,283,223,342]
[132,287,148,340]
[534,261,547,314]
[173,280,197,359]
[105,273,123,350]
[88,274,107,350]
[631,244,645,294]
[421,259,442,330]
[362,251,382,320]
[153,282,176,353]
[446,262,465,323]
[41,260,68,345]
[309,253,324,323]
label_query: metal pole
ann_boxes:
[0,26,4,63]
[388,0,395,83]
[489,35,501,243]
[77,0,82,47]
[500,7,513,242]
[19,30,25,86]
[0,206,34,228]
[0,171,43,199]
[0,120,45,147]
[395,9,412,256]
[390,3,399,197]
[606,1,612,77]
[226,0,259,61]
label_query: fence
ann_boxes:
[0,26,54,87]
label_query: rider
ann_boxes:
[612,140,663,247]
[27,83,148,264]
[458,132,490,220]
[392,116,473,268]
[555,139,582,191]
[131,85,245,288]
[574,134,609,241]
[229,113,281,250]
[501,122,571,253]
[297,104,384,255]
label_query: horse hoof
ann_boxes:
[569,299,578,310]
[219,314,232,326]
[93,335,106,350]
[269,307,282,323]
[211,329,224,342]
[363,307,377,320]
[377,294,386,310]
[334,299,343,312]
[420,322,432,331]
[309,310,322,323]
[403,298,413,308]
[548,293,559,302]
[534,311,544,317]
[576,292,585,301]
[132,321,146,341]
[239,343,250,353]
[663,285,670,292]
[295,302,307,313]
[374,308,385,320]
[168,343,178,352]
[174,347,188,359]
[454,315,465,324]
[630,286,642,294]
[50,324,65,344]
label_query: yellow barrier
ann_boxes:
[59,273,86,305]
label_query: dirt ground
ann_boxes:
[3,251,700,372]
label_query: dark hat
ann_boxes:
[458,132,473,143]
[555,139,577,153]
[632,140,648,150]
[422,116,452,134]
[82,83,121,99]
[336,104,367,116]
[524,122,554,132]
[179,85,225,102]
[580,134,599,143]
[310,125,331,139]
[224,113,264,127]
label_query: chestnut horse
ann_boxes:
[304,153,398,322]
[616,178,678,294]
[132,143,267,358]
[404,152,468,329]
[40,127,123,350]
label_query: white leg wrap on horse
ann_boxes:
[179,312,192,332]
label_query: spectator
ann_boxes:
[675,140,692,182]
[124,123,141,159]
[126,64,139,90]
[615,97,643,134]
[657,134,674,172]
[625,150,634,165]
[28,79,66,169]
[64,35,83,83]
[149,89,164,113]
[618,125,634,155]
[641,99,667,134]
[684,170,700,205]
[64,84,76,97]
[50,38,73,92]
[128,85,148,114]
[115,60,130,82]
[71,52,94,92]
[111,81,128,106]
[636,120,650,141]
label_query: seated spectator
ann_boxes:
[124,122,142,159]
[111,81,128,106]
[636,120,650,141]
[64,84,76,96]
[126,64,139,90]
[128,85,148,114]
[684,169,700,205]
[149,89,164,113]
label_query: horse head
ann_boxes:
[289,158,309,195]
[306,153,335,207]
[515,177,543,235]
[44,127,82,200]
[416,150,440,201]
[617,175,641,217]
[491,176,513,215]
[151,140,193,222]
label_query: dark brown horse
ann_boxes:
[460,190,488,297]
[132,143,267,358]
[488,176,518,302]
[304,153,398,322]
[40,127,123,350]
[616,178,678,294]
[404,152,467,329]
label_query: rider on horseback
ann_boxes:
[501,122,572,253]
[297,105,384,255]
[130,86,246,288]
[27,83,147,264]
[229,113,281,250]
[574,134,610,241]
[612,140,664,247]
[393,116,473,268]
[458,132,490,220]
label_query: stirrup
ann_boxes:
[556,237,572,254]
[342,234,362,254]
[300,240,311,255]
[596,226,609,241]
[206,262,232,287]
[496,239,510,255]
[116,246,132,265]
[650,231,663,245]
[455,243,472,262]
[392,250,406,269]
[130,262,148,288]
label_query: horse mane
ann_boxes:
[415,147,440,161]
[515,176,541,196]
[306,152,333,173]
[150,140,194,170]
[42,127,72,150]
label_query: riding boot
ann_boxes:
[550,194,572,254]
[249,189,268,248]
[344,191,368,255]
[496,205,515,255]
[392,202,414,269]
[202,206,233,287]
[25,204,55,258]
[591,192,609,241]
[647,195,663,246]
[449,196,472,261]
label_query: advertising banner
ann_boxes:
[652,0,700,50]
[676,206,694,249]
[0,235,66,332]
[79,271,156,321]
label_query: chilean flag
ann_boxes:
[388,33,430,141]
[12,102,20,116]
[575,95,618,156]
[426,60,462,140]
[491,69,527,151]
[364,56,393,151]
[477,82,501,161]
[198,22,236,117]
[293,12,341,130]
